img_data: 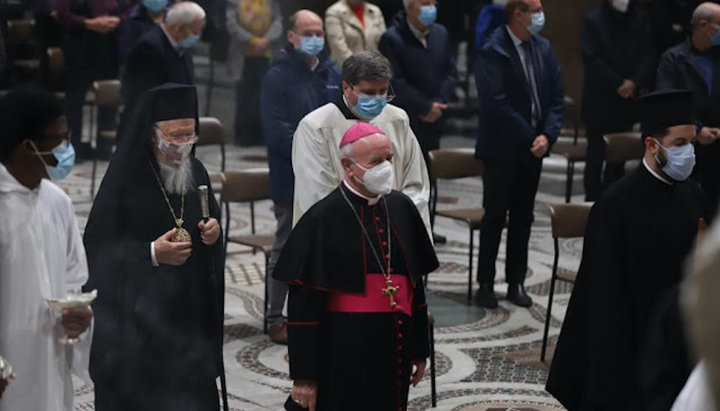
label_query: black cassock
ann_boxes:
[546,165,705,411]
[274,184,439,411]
[83,156,225,411]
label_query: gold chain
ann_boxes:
[147,158,185,228]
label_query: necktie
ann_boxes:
[522,41,542,127]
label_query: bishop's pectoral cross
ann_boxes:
[382,278,400,308]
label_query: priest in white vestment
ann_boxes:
[0,89,93,410]
[292,51,431,237]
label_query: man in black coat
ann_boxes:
[581,0,655,201]
[378,0,458,180]
[657,1,720,220]
[474,0,564,308]
[121,1,204,134]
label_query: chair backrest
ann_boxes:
[93,80,121,107]
[198,117,224,146]
[221,169,271,203]
[7,19,34,43]
[47,47,63,72]
[428,148,484,180]
[604,132,644,163]
[209,172,225,195]
[549,203,593,239]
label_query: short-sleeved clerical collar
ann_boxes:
[643,158,673,185]
[343,179,381,205]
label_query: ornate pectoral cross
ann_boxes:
[382,277,400,308]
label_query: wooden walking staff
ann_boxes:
[199,185,229,411]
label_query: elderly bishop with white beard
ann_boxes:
[83,84,226,411]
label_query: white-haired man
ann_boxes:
[121,1,205,131]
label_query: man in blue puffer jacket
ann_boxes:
[260,9,342,344]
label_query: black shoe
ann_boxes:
[433,233,447,244]
[506,283,533,307]
[475,283,498,309]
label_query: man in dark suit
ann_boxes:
[121,1,204,126]
[379,0,458,243]
[581,0,655,201]
[657,1,720,220]
[56,0,124,160]
[474,0,564,308]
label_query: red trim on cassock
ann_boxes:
[288,321,320,326]
[327,274,414,316]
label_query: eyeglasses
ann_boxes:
[351,84,396,103]
[154,126,198,143]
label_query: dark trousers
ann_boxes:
[412,119,441,227]
[477,155,542,285]
[266,201,293,325]
[234,56,269,146]
[583,127,629,202]
[696,142,720,220]
[62,34,119,158]
[94,375,219,411]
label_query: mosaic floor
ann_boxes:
[54,134,601,411]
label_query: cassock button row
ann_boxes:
[375,216,381,222]
[385,254,391,260]
[398,333,403,339]
[379,228,385,233]
[382,241,388,247]
[397,345,402,351]
[397,320,403,326]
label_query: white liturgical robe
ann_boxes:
[0,164,92,411]
[292,102,432,237]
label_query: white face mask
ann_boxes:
[155,128,196,165]
[611,0,629,13]
[353,160,394,195]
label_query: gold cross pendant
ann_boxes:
[381,278,401,309]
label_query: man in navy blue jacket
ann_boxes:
[379,0,458,243]
[260,9,342,344]
[379,0,458,170]
[474,0,564,308]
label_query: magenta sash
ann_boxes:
[327,274,413,316]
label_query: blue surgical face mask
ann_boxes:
[178,32,199,49]
[654,139,696,181]
[418,5,438,26]
[142,0,167,13]
[352,90,388,120]
[29,139,76,181]
[711,25,720,46]
[296,35,325,57]
[527,11,546,35]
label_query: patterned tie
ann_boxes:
[522,41,542,128]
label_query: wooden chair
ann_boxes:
[550,96,587,203]
[541,203,593,362]
[604,132,644,163]
[221,169,275,333]
[429,148,485,302]
[198,117,227,171]
[90,80,122,197]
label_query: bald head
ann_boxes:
[287,9,324,53]
[288,9,323,32]
[692,2,720,31]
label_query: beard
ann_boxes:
[158,155,195,195]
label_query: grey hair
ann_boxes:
[342,51,393,85]
[340,143,355,160]
[165,1,206,26]
[692,2,720,32]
